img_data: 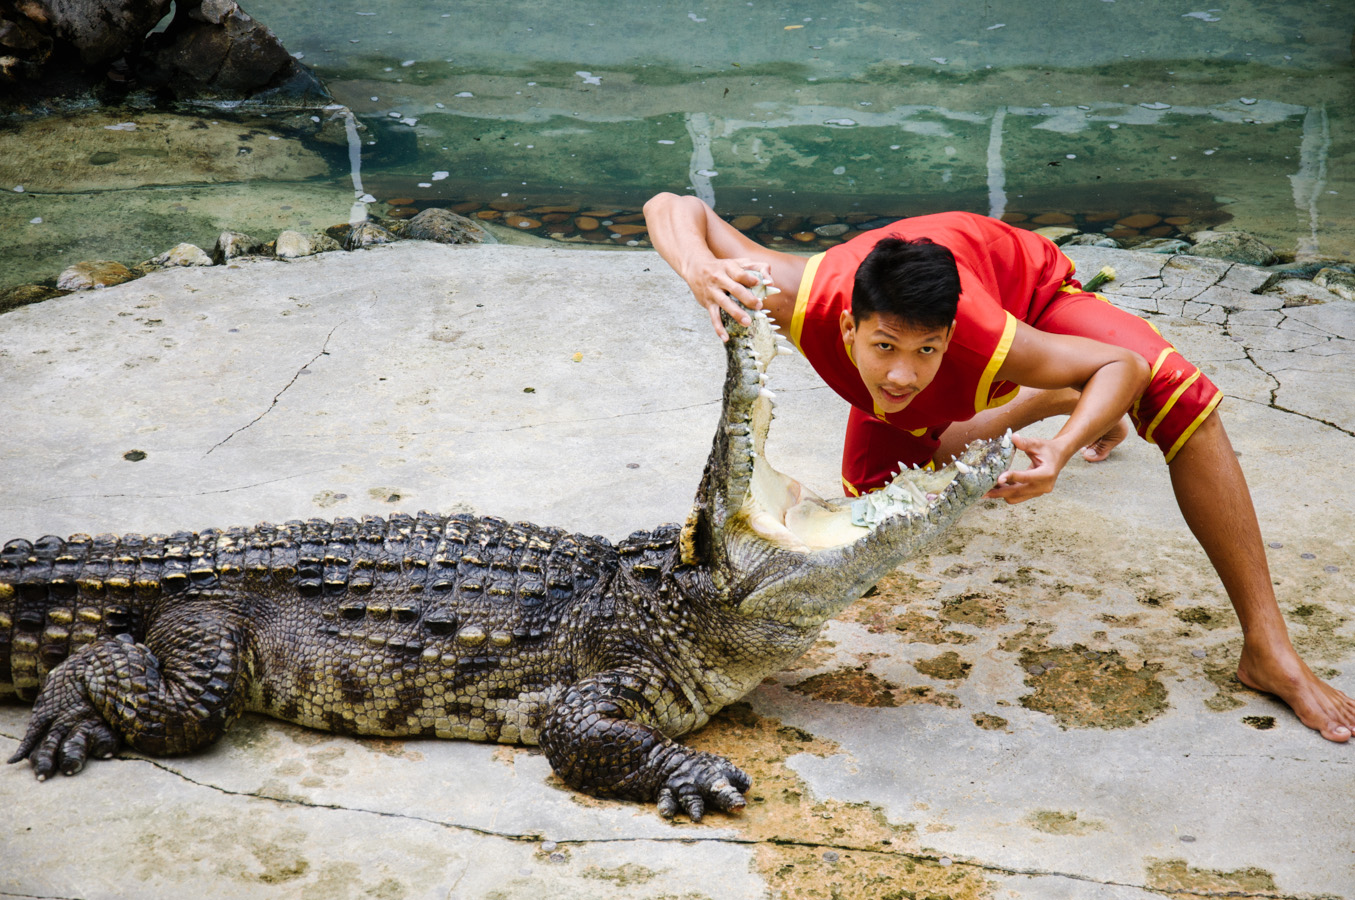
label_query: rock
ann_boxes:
[148,242,213,268]
[40,0,172,67]
[730,215,762,231]
[1185,231,1276,266]
[1314,268,1355,302]
[814,223,849,238]
[1133,238,1192,254]
[0,283,66,314]
[1063,234,1121,248]
[1263,278,1340,308]
[56,260,136,291]
[1032,226,1079,245]
[139,0,327,101]
[1032,212,1075,226]
[399,209,492,244]
[574,216,599,231]
[275,230,340,259]
[214,230,265,262]
[343,221,398,251]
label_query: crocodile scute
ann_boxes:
[2,311,1012,820]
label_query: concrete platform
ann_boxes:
[1,242,1352,899]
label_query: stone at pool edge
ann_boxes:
[275,230,342,259]
[1314,268,1355,302]
[145,243,214,269]
[397,208,496,245]
[0,284,68,314]
[214,231,266,263]
[1184,230,1277,267]
[55,260,136,291]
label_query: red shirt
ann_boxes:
[790,211,1074,433]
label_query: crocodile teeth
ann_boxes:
[759,388,776,402]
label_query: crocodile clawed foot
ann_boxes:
[8,669,120,779]
[655,752,752,822]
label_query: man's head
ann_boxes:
[851,236,961,329]
[840,237,960,414]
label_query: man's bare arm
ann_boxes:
[987,323,1149,502]
[643,192,801,340]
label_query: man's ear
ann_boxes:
[839,309,856,344]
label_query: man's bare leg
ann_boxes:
[935,387,1129,463]
[1169,412,1355,742]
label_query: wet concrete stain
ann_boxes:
[1016,644,1169,730]
[970,713,1009,731]
[1025,809,1106,835]
[1145,858,1278,896]
[789,667,901,707]
[937,593,1008,628]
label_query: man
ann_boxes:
[643,191,1355,743]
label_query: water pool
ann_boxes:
[1,0,1350,291]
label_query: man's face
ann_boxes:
[839,311,954,414]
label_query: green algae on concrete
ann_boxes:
[1145,858,1279,896]
[1025,810,1107,836]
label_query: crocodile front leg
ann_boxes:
[9,601,254,778]
[539,669,751,822]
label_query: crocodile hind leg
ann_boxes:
[539,669,751,821]
[8,602,254,779]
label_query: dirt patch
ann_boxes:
[1018,645,1169,730]
[1025,810,1106,835]
[938,593,1008,628]
[789,668,900,708]
[1145,858,1278,896]
[913,651,973,682]
[581,863,657,886]
[1174,606,1230,629]
[971,713,1009,731]
[1242,715,1276,730]
[755,847,993,900]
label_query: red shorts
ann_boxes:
[841,287,1223,496]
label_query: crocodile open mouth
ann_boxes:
[721,311,1013,554]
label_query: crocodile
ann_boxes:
[1,309,1012,820]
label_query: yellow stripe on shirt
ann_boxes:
[974,313,1018,413]
[791,252,825,351]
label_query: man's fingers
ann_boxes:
[708,304,731,342]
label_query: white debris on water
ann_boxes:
[432,171,449,181]
[455,91,473,98]
[575,71,602,85]
[1182,10,1221,21]
[105,122,136,131]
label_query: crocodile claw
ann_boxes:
[655,752,752,822]
[9,673,120,779]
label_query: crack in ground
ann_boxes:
[205,322,344,456]
[0,730,1331,900]
[36,468,340,504]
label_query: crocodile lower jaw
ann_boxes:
[739,432,1013,553]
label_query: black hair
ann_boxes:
[851,236,961,330]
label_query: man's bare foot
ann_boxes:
[1237,642,1355,742]
[1082,415,1131,462]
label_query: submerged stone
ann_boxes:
[1134,238,1192,254]
[1032,226,1079,245]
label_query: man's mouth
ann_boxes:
[879,385,914,404]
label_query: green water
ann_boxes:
[1,0,1351,291]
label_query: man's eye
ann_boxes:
[919,346,935,355]
[876,343,893,352]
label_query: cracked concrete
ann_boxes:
[2,242,1353,899]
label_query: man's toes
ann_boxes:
[1321,722,1352,743]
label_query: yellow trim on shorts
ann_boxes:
[842,477,861,497]
[1132,347,1176,423]
[974,313,1018,413]
[1163,390,1223,464]
[792,252,825,351]
[1144,369,1201,445]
